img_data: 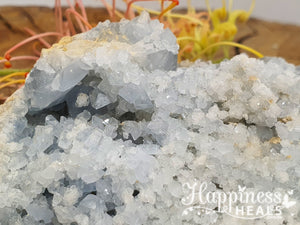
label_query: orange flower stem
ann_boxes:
[0,56,39,66]
[158,0,179,20]
[112,0,116,21]
[4,32,63,60]
[76,0,89,30]
[24,27,51,48]
[32,42,42,56]
[55,0,63,35]
[65,8,93,35]
[66,0,85,33]
[100,0,113,18]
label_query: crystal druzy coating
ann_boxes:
[0,12,299,224]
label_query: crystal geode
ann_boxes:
[0,12,299,224]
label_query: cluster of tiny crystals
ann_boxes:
[0,12,299,225]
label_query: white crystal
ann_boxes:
[0,12,299,225]
[26,202,54,223]
[90,90,111,109]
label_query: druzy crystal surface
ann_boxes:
[0,12,299,224]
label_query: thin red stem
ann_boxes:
[4,32,63,60]
[63,21,71,36]
[161,0,165,11]
[55,0,59,32]
[24,27,51,48]
[32,42,42,56]
[76,0,89,30]
[66,0,85,33]
[55,0,63,35]
[112,0,116,21]
[65,8,93,35]
[124,0,135,19]
[126,0,144,19]
[0,56,39,64]
[100,0,113,18]
[158,0,179,20]
[65,9,76,35]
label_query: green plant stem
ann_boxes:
[199,41,264,58]
[0,69,31,77]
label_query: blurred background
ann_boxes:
[1,0,300,25]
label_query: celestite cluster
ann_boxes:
[0,12,299,225]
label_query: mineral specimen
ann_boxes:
[0,12,299,224]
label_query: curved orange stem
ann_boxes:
[4,32,63,60]
[76,0,88,23]
[100,0,113,18]
[158,0,179,20]
[0,56,39,65]
[112,0,116,21]
[24,27,51,48]
[66,0,85,33]
[55,0,63,34]
[32,42,42,56]
[65,8,93,35]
